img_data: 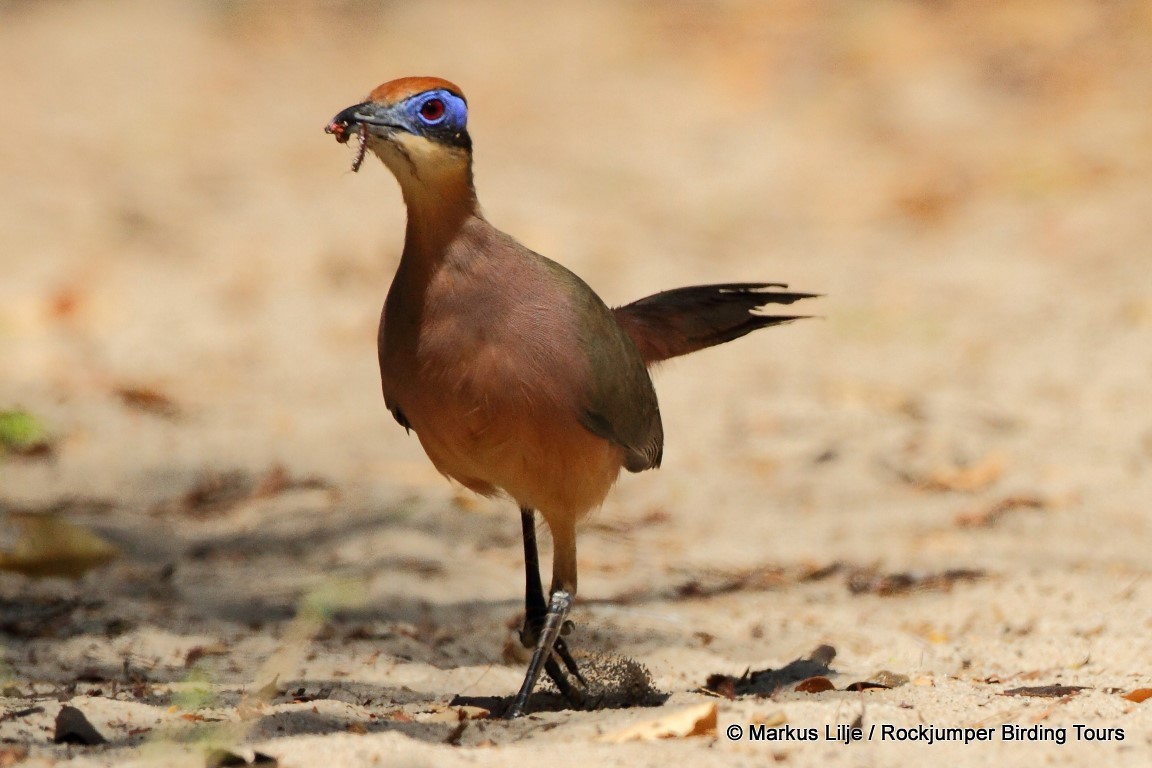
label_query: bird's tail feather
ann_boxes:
[613,282,818,365]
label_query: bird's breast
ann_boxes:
[376,259,622,512]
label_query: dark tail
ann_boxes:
[613,282,818,365]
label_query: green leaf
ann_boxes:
[0,410,47,451]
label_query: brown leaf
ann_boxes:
[795,676,835,693]
[444,720,468,746]
[869,670,910,688]
[181,470,253,515]
[0,512,120,579]
[844,681,889,692]
[417,705,490,723]
[891,173,969,225]
[675,564,789,599]
[955,495,1047,528]
[256,464,334,497]
[253,465,292,496]
[165,466,335,518]
[799,562,844,582]
[599,702,717,742]
[1002,685,1088,698]
[846,567,984,596]
[185,642,230,668]
[1122,688,1152,703]
[0,746,29,767]
[705,676,737,700]
[115,385,181,419]
[893,453,1004,493]
[46,286,81,320]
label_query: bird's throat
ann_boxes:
[371,136,477,264]
[400,173,478,265]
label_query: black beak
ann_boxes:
[325,102,372,144]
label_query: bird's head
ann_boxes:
[326,77,472,198]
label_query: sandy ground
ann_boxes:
[2,0,1152,765]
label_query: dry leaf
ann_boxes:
[795,676,835,693]
[905,622,950,644]
[0,746,29,767]
[47,286,81,320]
[115,385,181,419]
[846,567,984,596]
[164,466,334,518]
[893,453,1004,493]
[180,470,254,516]
[185,642,230,668]
[956,495,1047,528]
[417,705,489,723]
[707,677,737,699]
[255,674,281,703]
[1122,689,1152,703]
[750,711,787,727]
[844,681,889,692]
[236,693,264,721]
[927,454,1004,492]
[675,565,789,599]
[1002,685,1087,698]
[869,670,910,688]
[599,701,717,742]
[0,512,120,579]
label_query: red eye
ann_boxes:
[420,98,445,121]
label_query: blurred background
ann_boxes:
[1,0,1152,680]
[4,0,1150,497]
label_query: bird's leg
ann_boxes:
[518,507,547,644]
[511,508,585,717]
[518,509,585,685]
[520,509,584,679]
[508,586,578,718]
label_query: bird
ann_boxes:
[325,76,816,718]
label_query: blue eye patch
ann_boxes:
[405,89,470,150]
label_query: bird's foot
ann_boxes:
[507,590,585,718]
